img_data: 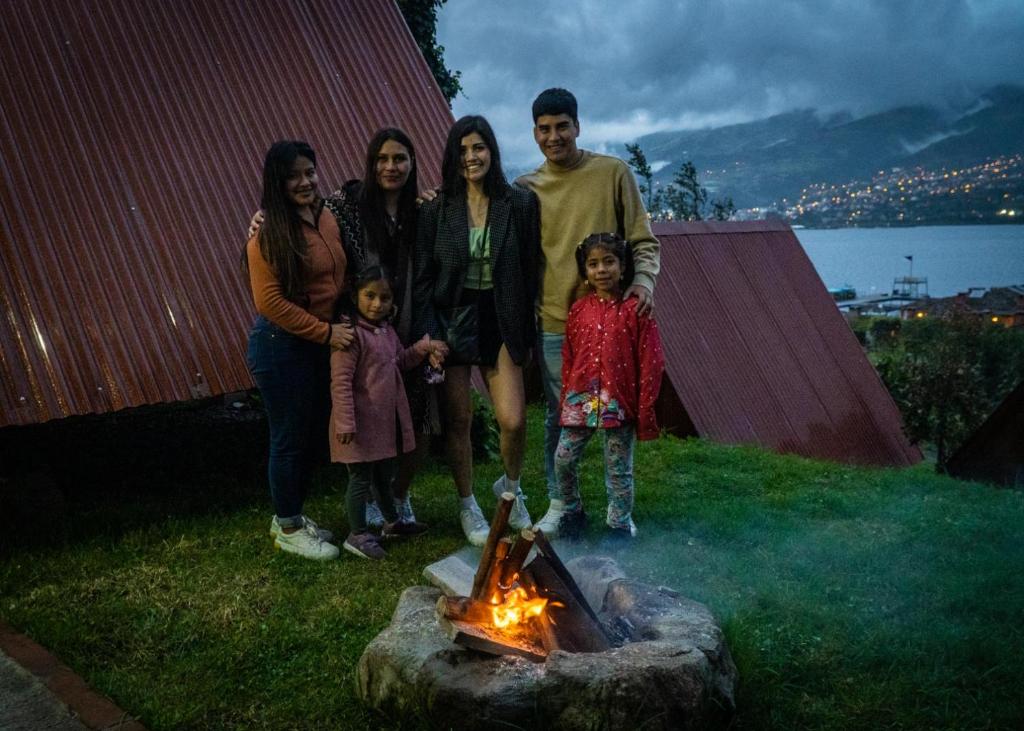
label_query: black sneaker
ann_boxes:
[381,519,428,539]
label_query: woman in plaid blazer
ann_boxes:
[413,115,540,545]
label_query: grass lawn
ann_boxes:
[1,404,1022,730]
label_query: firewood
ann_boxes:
[499,529,536,589]
[523,556,611,653]
[435,595,496,625]
[470,493,515,600]
[518,571,560,653]
[442,616,547,663]
[477,536,512,602]
[532,529,609,633]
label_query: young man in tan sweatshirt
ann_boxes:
[514,88,660,535]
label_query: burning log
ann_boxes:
[517,570,561,653]
[440,617,547,663]
[533,530,609,635]
[522,555,611,653]
[437,583,550,663]
[470,492,515,601]
[435,595,496,624]
[499,529,536,589]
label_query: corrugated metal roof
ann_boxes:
[946,380,1024,487]
[652,219,920,466]
[0,0,453,427]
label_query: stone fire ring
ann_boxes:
[357,555,737,730]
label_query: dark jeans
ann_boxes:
[345,458,399,533]
[246,316,330,527]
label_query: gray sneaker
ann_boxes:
[274,524,340,560]
[459,504,490,546]
[270,515,334,543]
[343,531,386,560]
[492,476,531,531]
[365,501,385,529]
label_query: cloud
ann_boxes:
[437,0,1024,168]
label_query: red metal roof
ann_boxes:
[0,0,453,427]
[652,219,921,466]
[946,380,1024,487]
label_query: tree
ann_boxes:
[870,312,1024,466]
[397,0,462,105]
[625,143,664,218]
[663,161,708,221]
[709,197,737,221]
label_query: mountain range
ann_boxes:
[635,84,1024,209]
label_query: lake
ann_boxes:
[794,225,1024,298]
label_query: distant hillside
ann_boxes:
[636,85,1024,208]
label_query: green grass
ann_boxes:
[2,405,1023,730]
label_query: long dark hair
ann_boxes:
[360,128,418,274]
[249,140,318,301]
[575,232,635,291]
[440,115,508,199]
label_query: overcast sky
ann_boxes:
[437,0,1024,170]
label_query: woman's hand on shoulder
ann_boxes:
[247,210,265,239]
[330,322,355,350]
[416,188,440,206]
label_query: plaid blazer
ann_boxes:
[413,183,540,365]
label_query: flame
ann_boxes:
[491,586,548,629]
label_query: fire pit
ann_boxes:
[357,495,737,730]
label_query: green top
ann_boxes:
[464,226,493,290]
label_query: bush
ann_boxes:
[869,313,1024,464]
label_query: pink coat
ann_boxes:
[329,319,429,464]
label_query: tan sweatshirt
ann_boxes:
[517,150,659,334]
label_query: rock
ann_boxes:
[357,558,737,730]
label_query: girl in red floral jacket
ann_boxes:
[534,233,665,542]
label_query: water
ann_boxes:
[794,225,1024,298]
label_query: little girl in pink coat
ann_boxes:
[330,265,446,559]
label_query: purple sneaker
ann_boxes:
[343,531,386,560]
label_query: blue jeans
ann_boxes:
[538,331,564,498]
[246,316,330,528]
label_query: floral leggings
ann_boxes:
[554,424,636,530]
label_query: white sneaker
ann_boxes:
[274,524,340,560]
[607,507,638,537]
[459,503,490,546]
[365,501,385,529]
[492,476,531,531]
[394,495,416,523]
[269,515,334,543]
[534,499,586,540]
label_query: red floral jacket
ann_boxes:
[559,293,665,440]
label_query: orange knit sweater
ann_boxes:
[246,206,347,344]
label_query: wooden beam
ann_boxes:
[499,529,536,589]
[470,493,515,600]
[533,529,609,633]
[523,556,611,652]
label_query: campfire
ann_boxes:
[436,493,612,662]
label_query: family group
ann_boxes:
[243,88,665,561]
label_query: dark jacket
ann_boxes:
[413,183,540,365]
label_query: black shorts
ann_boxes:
[458,287,502,367]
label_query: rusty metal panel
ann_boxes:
[0,0,453,427]
[946,380,1024,487]
[652,220,920,466]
